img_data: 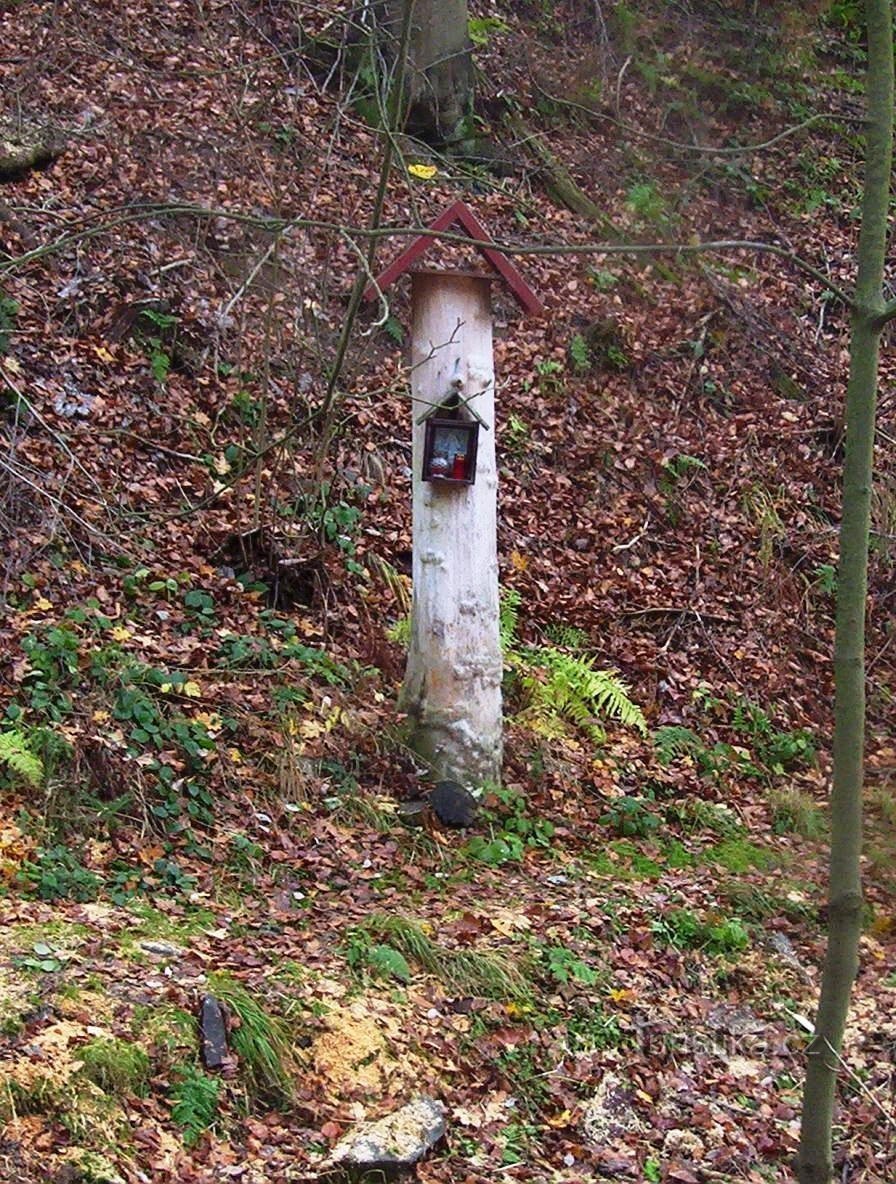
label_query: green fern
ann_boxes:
[0,729,44,787]
[170,1065,220,1147]
[516,648,646,741]
[499,588,521,652]
[653,725,704,766]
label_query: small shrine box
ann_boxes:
[422,413,479,486]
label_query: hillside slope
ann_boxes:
[0,2,894,1181]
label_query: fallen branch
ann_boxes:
[619,605,736,623]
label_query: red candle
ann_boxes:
[452,453,466,480]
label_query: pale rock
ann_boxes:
[662,1128,705,1159]
[329,1096,447,1172]
[581,1073,645,1142]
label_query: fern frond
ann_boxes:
[517,648,647,740]
[0,730,44,787]
[653,725,703,765]
[499,589,521,653]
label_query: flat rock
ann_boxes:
[581,1073,645,1143]
[138,939,184,958]
[429,780,478,828]
[330,1097,446,1174]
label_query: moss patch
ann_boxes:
[78,1037,150,1096]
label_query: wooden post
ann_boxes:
[400,271,502,785]
[364,201,542,788]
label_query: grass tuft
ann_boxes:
[206,973,295,1104]
[363,913,530,1000]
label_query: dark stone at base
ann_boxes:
[199,994,228,1069]
[429,780,478,828]
[396,799,429,829]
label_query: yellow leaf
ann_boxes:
[510,549,528,572]
[111,626,131,642]
[504,1000,532,1019]
[227,747,243,764]
[159,683,173,694]
[93,346,115,362]
[609,987,635,1005]
[33,597,53,611]
[193,711,222,733]
[92,710,110,723]
[546,1110,573,1129]
[299,719,325,739]
[408,163,438,180]
[183,680,202,698]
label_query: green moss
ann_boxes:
[78,1038,150,1096]
[703,838,778,873]
[116,902,216,954]
[137,1003,199,1059]
[0,1073,122,1142]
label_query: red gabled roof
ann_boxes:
[363,200,544,316]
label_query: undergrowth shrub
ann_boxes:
[465,784,555,866]
[389,590,647,745]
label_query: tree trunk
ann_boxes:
[386,0,473,143]
[795,2,893,1180]
[400,271,502,786]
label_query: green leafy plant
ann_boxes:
[654,725,704,766]
[534,358,565,395]
[465,784,555,867]
[16,941,72,974]
[346,934,412,984]
[501,594,646,744]
[515,648,647,742]
[468,15,510,46]
[587,267,619,292]
[543,622,589,649]
[20,624,81,718]
[138,308,179,385]
[660,453,706,493]
[18,846,102,902]
[601,795,661,838]
[383,314,404,343]
[542,944,599,986]
[652,907,750,956]
[0,288,19,353]
[627,179,668,225]
[568,333,591,373]
[170,1065,220,1146]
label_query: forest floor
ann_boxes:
[1,1,895,1181]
